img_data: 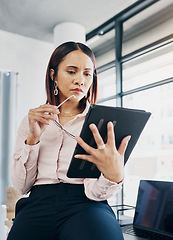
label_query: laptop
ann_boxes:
[121,180,173,240]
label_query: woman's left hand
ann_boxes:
[75,121,131,183]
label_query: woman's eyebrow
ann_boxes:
[85,68,92,71]
[66,65,78,69]
[66,65,92,71]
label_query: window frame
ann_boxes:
[86,0,173,205]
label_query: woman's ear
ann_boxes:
[50,69,55,81]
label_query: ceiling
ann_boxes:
[0,0,138,43]
[0,0,173,48]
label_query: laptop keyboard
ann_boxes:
[121,225,173,240]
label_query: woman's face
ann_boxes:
[54,50,94,103]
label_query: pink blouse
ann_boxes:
[11,103,122,201]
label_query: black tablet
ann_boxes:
[67,104,151,178]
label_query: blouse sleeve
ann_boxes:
[11,116,40,195]
[83,174,123,201]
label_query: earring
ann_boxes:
[54,81,58,95]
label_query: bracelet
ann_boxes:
[25,139,40,145]
[116,178,124,184]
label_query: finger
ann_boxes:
[29,109,57,121]
[75,136,94,155]
[89,124,104,148]
[42,113,58,121]
[36,104,59,114]
[30,115,51,125]
[29,110,54,124]
[74,154,96,164]
[118,135,131,155]
[107,122,116,148]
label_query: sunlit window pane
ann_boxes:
[122,1,173,55]
[97,68,116,100]
[98,98,117,107]
[123,43,173,91]
[88,30,115,68]
[123,83,173,205]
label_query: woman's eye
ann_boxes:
[85,73,91,77]
[67,71,75,74]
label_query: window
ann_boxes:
[87,0,173,207]
[123,43,173,92]
[123,82,173,205]
[97,67,116,101]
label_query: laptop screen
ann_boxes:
[133,180,173,237]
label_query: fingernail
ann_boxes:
[89,124,95,129]
[108,121,113,126]
[127,136,131,141]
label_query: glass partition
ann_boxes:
[123,82,173,205]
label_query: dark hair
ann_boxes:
[45,41,98,107]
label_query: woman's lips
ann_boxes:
[71,88,83,93]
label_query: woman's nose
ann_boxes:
[74,74,84,85]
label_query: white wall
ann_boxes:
[0,30,54,128]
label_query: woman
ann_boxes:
[7,41,130,240]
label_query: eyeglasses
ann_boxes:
[53,95,76,139]
[54,120,75,139]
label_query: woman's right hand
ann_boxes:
[26,104,59,145]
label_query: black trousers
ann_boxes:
[7,183,124,240]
